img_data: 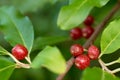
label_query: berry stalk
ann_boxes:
[7,52,30,68]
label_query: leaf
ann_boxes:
[0,45,9,55]
[33,36,69,50]
[118,58,120,63]
[11,0,58,13]
[90,0,117,24]
[31,46,66,74]
[57,0,109,30]
[0,6,34,53]
[69,0,75,4]
[69,0,109,6]
[0,57,15,80]
[89,0,110,7]
[101,18,120,55]
[81,67,120,80]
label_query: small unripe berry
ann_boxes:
[70,44,84,57]
[75,54,90,70]
[12,44,28,60]
[88,45,100,60]
[84,15,94,26]
[70,27,82,40]
[82,26,94,39]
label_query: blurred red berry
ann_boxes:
[70,27,82,40]
[70,44,84,57]
[88,45,100,60]
[82,26,94,39]
[84,15,94,26]
[75,54,90,70]
[12,44,28,60]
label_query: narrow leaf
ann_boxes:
[33,36,69,50]
[31,46,66,74]
[0,6,34,53]
[101,18,120,55]
[81,67,120,80]
[57,0,109,30]
[0,57,15,80]
[0,46,9,55]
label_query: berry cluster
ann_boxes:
[70,44,100,70]
[70,15,94,40]
[12,44,28,60]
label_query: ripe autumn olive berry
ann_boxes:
[70,27,82,40]
[70,44,84,57]
[82,26,94,39]
[88,45,100,60]
[75,54,90,70]
[84,15,94,26]
[12,44,28,60]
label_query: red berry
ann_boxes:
[12,44,28,60]
[82,26,94,39]
[75,54,90,70]
[70,27,82,40]
[88,45,100,60]
[84,15,94,26]
[70,44,84,57]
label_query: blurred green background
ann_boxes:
[0,0,120,80]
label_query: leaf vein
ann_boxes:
[102,30,120,53]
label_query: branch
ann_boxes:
[56,1,120,80]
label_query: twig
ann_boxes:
[105,60,118,66]
[98,59,113,74]
[112,68,120,74]
[99,58,120,74]
[105,57,120,66]
[99,59,120,74]
[56,1,120,80]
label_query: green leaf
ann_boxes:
[57,0,109,30]
[0,57,15,80]
[33,36,69,50]
[90,0,117,24]
[101,18,120,55]
[69,0,75,4]
[0,6,34,53]
[31,46,66,74]
[118,58,120,63]
[11,0,58,13]
[0,0,59,13]
[81,67,120,80]
[0,46,9,55]
[89,0,110,7]
[69,0,109,6]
